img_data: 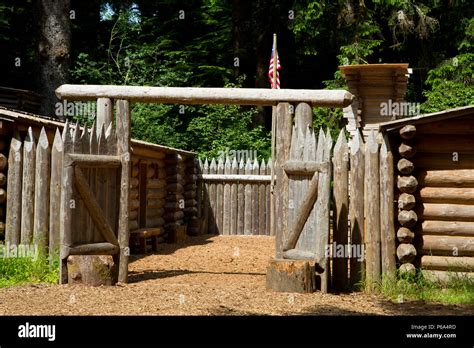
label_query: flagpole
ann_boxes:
[270,33,277,237]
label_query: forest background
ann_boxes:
[0,0,472,158]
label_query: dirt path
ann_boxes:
[0,235,471,315]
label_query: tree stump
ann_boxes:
[67,255,116,286]
[266,259,316,293]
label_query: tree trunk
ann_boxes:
[38,0,70,117]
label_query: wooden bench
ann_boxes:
[129,227,163,254]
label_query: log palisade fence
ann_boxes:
[197,157,272,235]
[4,118,130,283]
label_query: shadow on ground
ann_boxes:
[128,268,265,283]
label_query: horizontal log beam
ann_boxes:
[422,235,474,256]
[282,249,319,261]
[68,242,119,255]
[70,154,121,168]
[422,270,474,283]
[414,153,474,169]
[422,220,474,236]
[421,255,474,272]
[420,203,474,222]
[419,187,474,204]
[418,169,474,187]
[199,174,271,182]
[131,147,166,160]
[416,135,474,154]
[56,85,354,107]
[282,160,327,175]
[416,118,474,135]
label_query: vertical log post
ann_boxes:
[274,103,292,258]
[97,98,113,133]
[5,133,23,246]
[49,129,63,257]
[21,127,36,244]
[60,121,73,284]
[332,129,349,290]
[349,130,365,288]
[244,158,252,235]
[216,157,224,234]
[364,131,381,291]
[266,159,272,235]
[116,100,131,283]
[208,158,217,234]
[316,130,333,293]
[258,159,266,235]
[33,128,50,252]
[223,157,231,235]
[380,133,396,278]
[230,158,238,235]
[237,158,245,235]
[251,159,259,234]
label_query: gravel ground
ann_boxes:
[0,235,472,315]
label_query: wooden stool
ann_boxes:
[130,227,162,254]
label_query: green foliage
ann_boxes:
[65,0,472,157]
[187,104,270,159]
[289,1,323,56]
[380,272,474,305]
[421,18,474,113]
[0,251,59,288]
[131,78,271,158]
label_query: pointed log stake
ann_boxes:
[380,134,396,277]
[33,128,50,252]
[21,127,36,244]
[60,121,73,284]
[349,130,365,287]
[283,169,320,252]
[364,130,381,288]
[49,129,63,256]
[5,133,22,246]
[332,129,349,290]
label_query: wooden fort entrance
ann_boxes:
[266,103,334,293]
[59,100,131,284]
[55,85,352,285]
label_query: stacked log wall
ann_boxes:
[394,115,474,279]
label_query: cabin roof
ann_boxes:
[0,106,196,156]
[378,105,474,132]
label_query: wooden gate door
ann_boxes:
[273,103,333,292]
[59,100,131,284]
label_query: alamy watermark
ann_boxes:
[217,147,258,163]
[55,99,96,118]
[0,242,39,259]
[325,242,365,262]
[380,99,420,118]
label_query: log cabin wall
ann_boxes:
[384,108,474,281]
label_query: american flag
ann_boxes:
[268,43,281,89]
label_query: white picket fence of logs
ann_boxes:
[197,157,272,236]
